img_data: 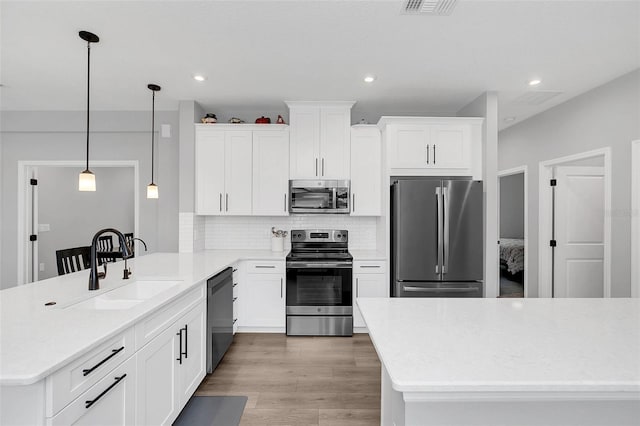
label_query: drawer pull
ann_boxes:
[255,265,275,268]
[85,374,127,409]
[233,318,238,324]
[233,297,238,302]
[360,265,381,268]
[82,346,125,377]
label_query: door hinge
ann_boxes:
[549,239,557,247]
[30,179,38,186]
[550,179,557,186]
[29,234,37,242]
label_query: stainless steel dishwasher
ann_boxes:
[206,267,233,374]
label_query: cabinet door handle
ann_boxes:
[176,328,183,364]
[233,318,238,324]
[219,193,222,212]
[356,277,359,297]
[322,158,325,176]
[284,193,287,212]
[233,297,238,302]
[352,193,355,213]
[85,374,127,409]
[426,144,429,164]
[184,324,188,359]
[82,346,125,377]
[433,145,436,164]
[225,194,229,212]
[280,277,283,298]
[315,158,318,176]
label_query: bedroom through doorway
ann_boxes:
[498,167,528,298]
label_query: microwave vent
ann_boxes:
[402,0,458,15]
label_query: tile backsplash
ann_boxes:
[205,215,378,250]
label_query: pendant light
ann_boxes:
[78,31,99,191]
[146,84,161,199]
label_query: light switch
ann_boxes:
[161,124,171,138]
[38,224,50,232]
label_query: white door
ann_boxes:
[350,126,382,216]
[224,131,253,215]
[554,166,605,298]
[243,274,285,327]
[135,324,180,426]
[252,130,290,215]
[177,302,206,406]
[430,125,469,169]
[289,108,320,178]
[390,125,431,169]
[195,129,225,215]
[319,107,350,178]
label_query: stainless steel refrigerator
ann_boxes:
[391,178,484,297]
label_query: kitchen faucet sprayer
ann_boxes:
[89,228,132,290]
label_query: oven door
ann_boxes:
[286,261,352,315]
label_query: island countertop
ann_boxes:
[0,250,285,385]
[357,297,640,395]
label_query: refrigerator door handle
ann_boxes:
[436,187,442,275]
[443,186,449,274]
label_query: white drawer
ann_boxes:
[47,355,136,426]
[134,284,205,350]
[245,260,284,274]
[353,260,386,274]
[46,327,135,417]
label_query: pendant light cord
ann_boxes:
[151,90,155,184]
[85,40,91,172]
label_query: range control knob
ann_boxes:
[336,234,342,238]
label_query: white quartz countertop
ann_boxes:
[357,298,640,394]
[0,250,284,385]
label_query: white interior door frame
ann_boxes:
[538,148,612,298]
[632,140,640,298]
[17,160,140,285]
[498,165,528,297]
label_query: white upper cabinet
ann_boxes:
[252,129,290,216]
[379,117,483,179]
[350,125,382,216]
[287,101,354,179]
[195,125,253,216]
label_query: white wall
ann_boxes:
[37,166,134,280]
[499,173,524,239]
[1,110,179,288]
[499,69,640,297]
[204,216,377,251]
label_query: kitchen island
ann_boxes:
[357,297,640,426]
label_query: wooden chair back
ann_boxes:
[56,246,91,275]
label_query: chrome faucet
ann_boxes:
[89,228,132,291]
[123,238,148,280]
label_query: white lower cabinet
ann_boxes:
[239,260,286,330]
[353,261,387,330]
[48,356,136,426]
[136,298,206,426]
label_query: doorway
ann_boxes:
[498,166,527,298]
[538,149,611,298]
[17,161,139,284]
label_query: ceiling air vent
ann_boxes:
[512,91,563,106]
[402,0,458,15]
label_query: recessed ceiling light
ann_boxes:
[364,75,376,83]
[504,116,516,123]
[193,75,206,82]
[528,79,541,86]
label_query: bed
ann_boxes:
[500,238,525,274]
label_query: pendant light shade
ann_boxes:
[147,84,161,199]
[78,30,99,192]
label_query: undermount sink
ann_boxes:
[66,280,182,310]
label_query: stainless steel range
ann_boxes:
[286,229,353,336]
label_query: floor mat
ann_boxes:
[173,396,248,426]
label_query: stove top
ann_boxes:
[287,229,352,262]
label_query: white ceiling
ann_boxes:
[1,0,638,129]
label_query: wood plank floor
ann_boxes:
[195,333,381,426]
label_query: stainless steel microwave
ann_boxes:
[289,180,350,214]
